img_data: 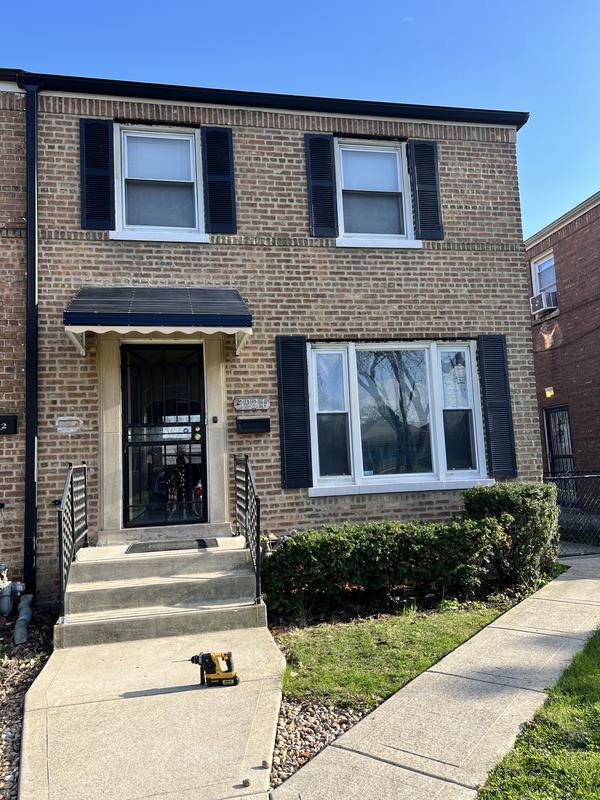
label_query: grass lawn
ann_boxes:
[478,626,600,800]
[278,601,506,709]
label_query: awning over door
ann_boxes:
[63,286,252,354]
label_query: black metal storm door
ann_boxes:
[122,345,207,527]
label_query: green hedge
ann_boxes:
[463,481,559,592]
[262,518,500,618]
[263,482,560,619]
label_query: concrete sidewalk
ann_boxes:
[19,627,285,800]
[271,554,600,800]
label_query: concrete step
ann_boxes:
[97,522,234,546]
[65,571,257,614]
[55,598,267,648]
[71,545,250,583]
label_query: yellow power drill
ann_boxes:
[190,651,239,686]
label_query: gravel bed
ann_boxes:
[270,698,368,787]
[0,615,52,800]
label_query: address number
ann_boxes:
[0,415,17,435]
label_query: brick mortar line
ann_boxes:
[29,229,524,251]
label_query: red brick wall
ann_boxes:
[0,89,542,600]
[527,203,600,471]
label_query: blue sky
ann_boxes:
[4,0,599,238]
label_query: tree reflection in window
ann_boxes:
[356,350,432,475]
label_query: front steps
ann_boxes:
[97,521,233,545]
[55,534,266,648]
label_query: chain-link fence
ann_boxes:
[544,472,600,546]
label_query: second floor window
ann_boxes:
[335,141,414,243]
[115,127,205,237]
[531,251,557,296]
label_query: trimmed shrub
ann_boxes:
[262,518,500,618]
[464,481,559,592]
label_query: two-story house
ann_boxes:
[525,191,600,477]
[0,68,541,607]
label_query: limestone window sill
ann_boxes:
[109,230,210,244]
[308,478,495,497]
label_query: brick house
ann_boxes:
[0,68,542,606]
[525,191,600,474]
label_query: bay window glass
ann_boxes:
[356,349,432,475]
[309,342,485,489]
[314,351,351,477]
[440,350,477,471]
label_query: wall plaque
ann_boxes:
[56,416,83,435]
[233,396,270,411]
[0,415,17,435]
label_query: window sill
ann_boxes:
[308,477,495,497]
[335,237,423,249]
[109,230,210,243]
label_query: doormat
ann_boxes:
[125,539,219,554]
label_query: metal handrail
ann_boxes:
[234,455,261,604]
[55,462,88,615]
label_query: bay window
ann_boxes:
[308,341,489,495]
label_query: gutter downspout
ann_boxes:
[21,80,39,595]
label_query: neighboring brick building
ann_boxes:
[0,69,541,603]
[525,191,600,473]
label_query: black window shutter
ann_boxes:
[201,127,237,234]
[407,140,443,240]
[477,335,518,478]
[305,134,338,237]
[80,119,114,230]
[276,336,313,489]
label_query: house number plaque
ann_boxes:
[56,416,83,435]
[0,415,17,435]
[233,396,270,411]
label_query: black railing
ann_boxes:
[234,455,261,603]
[544,471,600,545]
[55,463,89,614]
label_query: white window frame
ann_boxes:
[307,340,491,497]
[310,348,354,485]
[110,125,209,243]
[434,345,482,477]
[530,249,557,296]
[334,139,422,250]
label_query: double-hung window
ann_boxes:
[531,251,557,296]
[438,348,477,471]
[112,127,207,242]
[314,350,352,477]
[335,140,417,247]
[308,341,489,495]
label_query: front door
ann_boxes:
[121,345,207,527]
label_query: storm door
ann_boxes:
[121,345,207,527]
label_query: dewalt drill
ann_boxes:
[190,651,239,686]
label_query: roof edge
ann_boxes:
[525,189,600,250]
[3,68,529,129]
